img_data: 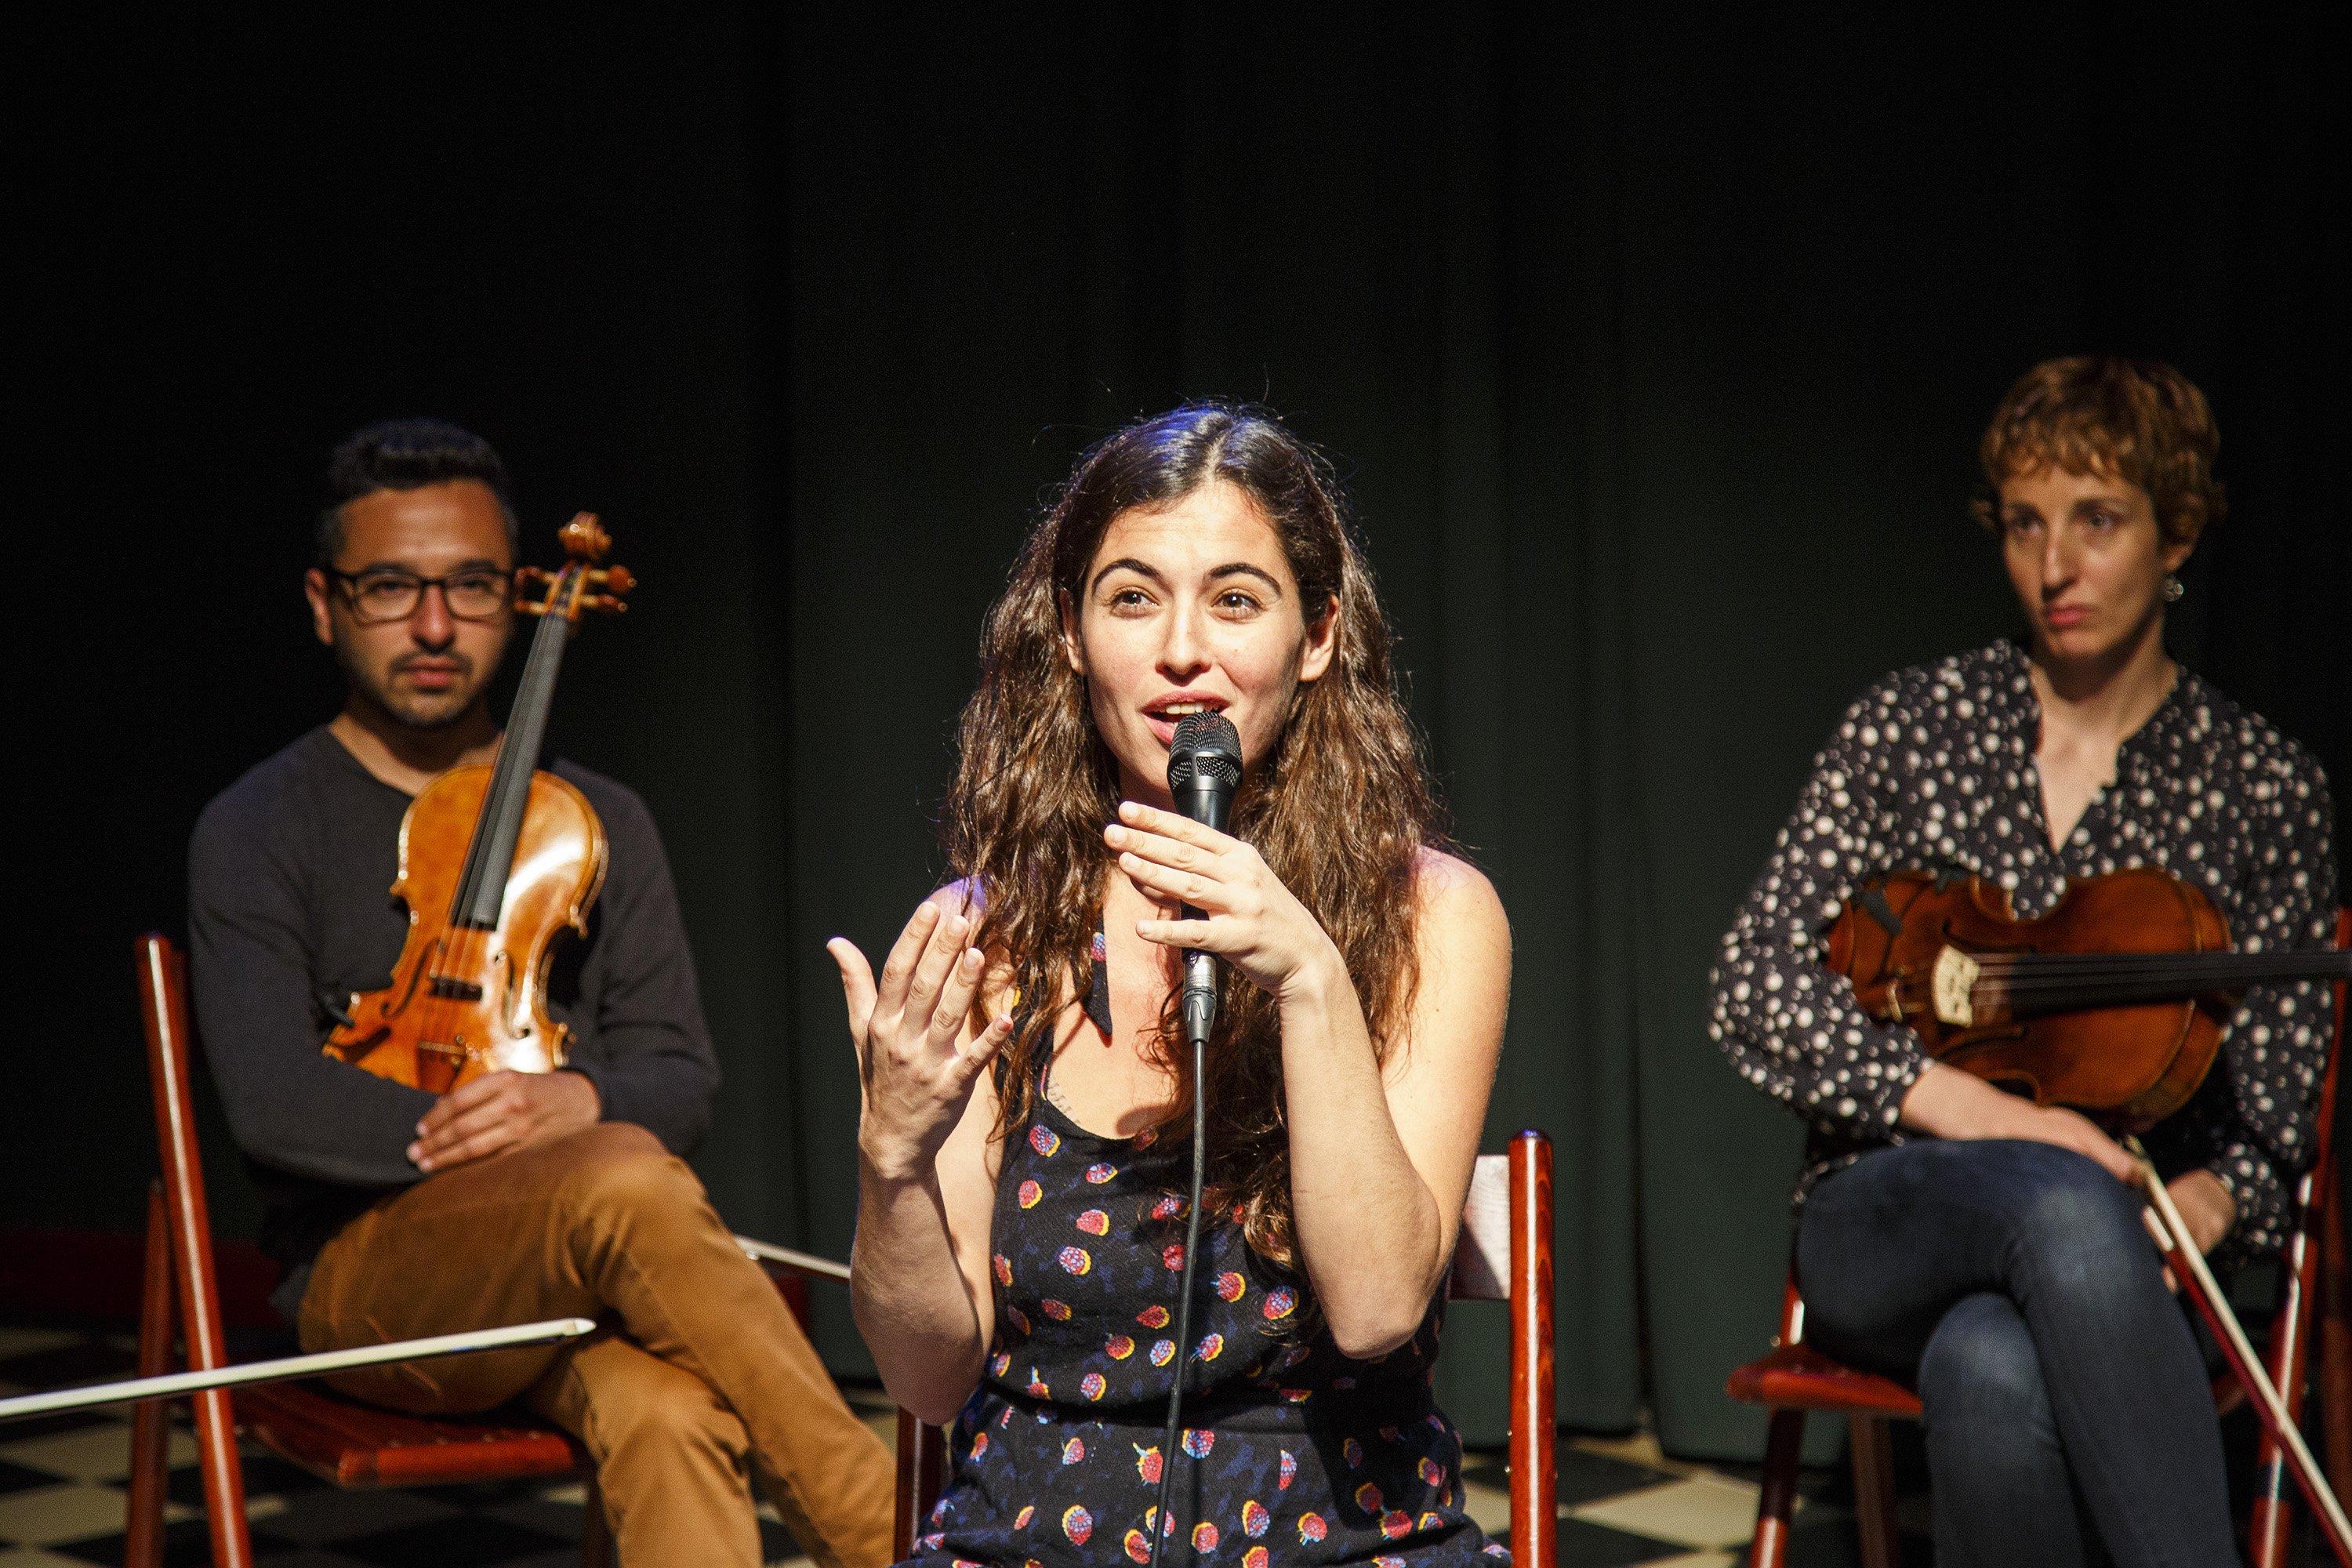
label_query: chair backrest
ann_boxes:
[2281,909,2352,1519]
[1453,1130,1555,1568]
[1449,1157,1511,1301]
[2237,907,2350,1564]
[134,932,255,1566]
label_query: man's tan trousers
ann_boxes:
[299,1123,895,1568]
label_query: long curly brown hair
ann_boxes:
[942,405,1450,1271]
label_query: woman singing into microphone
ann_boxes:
[832,406,1512,1567]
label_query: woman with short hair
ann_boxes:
[1711,356,2339,1566]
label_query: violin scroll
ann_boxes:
[557,511,612,563]
[514,514,634,622]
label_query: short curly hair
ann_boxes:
[1971,356,2224,549]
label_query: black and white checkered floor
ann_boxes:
[0,1323,1905,1566]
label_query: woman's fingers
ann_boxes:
[829,937,877,1015]
[828,938,878,1052]
[901,910,971,1024]
[2079,1143,2134,1185]
[2050,1111,2139,1184]
[2096,1142,2141,1185]
[953,1015,1014,1082]
[1136,915,1218,949]
[1115,800,1238,853]
[1106,821,1210,872]
[1116,851,1230,911]
[928,946,988,1043]
[2070,1124,2139,1185]
[873,902,944,1015]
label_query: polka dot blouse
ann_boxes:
[1708,639,2339,1269]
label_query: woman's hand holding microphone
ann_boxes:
[1102,800,1344,1004]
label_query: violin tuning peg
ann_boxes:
[585,594,627,614]
[598,564,635,595]
[513,565,551,588]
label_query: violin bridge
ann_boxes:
[1932,946,1980,1027]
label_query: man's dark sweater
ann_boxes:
[187,727,719,1311]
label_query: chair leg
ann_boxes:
[187,1389,252,1565]
[2251,1206,2321,1568]
[1748,1407,1804,1568]
[2249,1460,2292,1568]
[2325,1181,2352,1505]
[895,1410,949,1561]
[123,1185,172,1568]
[579,1471,613,1568]
[1849,1414,1900,1568]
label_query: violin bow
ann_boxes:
[2131,1142,2352,1564]
[0,1317,595,1424]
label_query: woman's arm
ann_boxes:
[1280,853,1510,1356]
[1708,681,1930,1141]
[833,895,1011,1426]
[2170,756,2337,1266]
[1110,807,1511,1359]
[1708,680,2165,1195]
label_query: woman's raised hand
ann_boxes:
[1106,800,1341,1000]
[830,901,1011,1181]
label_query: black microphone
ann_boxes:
[1149,710,1241,1568]
[1166,712,1243,1049]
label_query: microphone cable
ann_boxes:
[1147,1022,1209,1568]
[1148,713,1240,1568]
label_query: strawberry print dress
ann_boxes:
[899,1059,1504,1568]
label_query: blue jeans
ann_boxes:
[1796,1140,2237,1568]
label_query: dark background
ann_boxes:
[11,4,2344,1459]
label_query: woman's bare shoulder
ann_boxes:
[1410,846,1504,923]
[1393,848,1509,1073]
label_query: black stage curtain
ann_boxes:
[13,2,2343,1459]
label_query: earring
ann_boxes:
[2163,575,2185,603]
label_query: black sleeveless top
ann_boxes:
[898,1049,1505,1568]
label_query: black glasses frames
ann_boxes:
[326,567,514,624]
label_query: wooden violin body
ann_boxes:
[321,512,632,1096]
[325,767,608,1094]
[1828,867,2239,1133]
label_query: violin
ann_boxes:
[323,514,633,1094]
[1826,866,2352,1132]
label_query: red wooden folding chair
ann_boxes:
[1726,909,2352,1568]
[127,933,840,1566]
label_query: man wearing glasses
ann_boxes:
[187,420,894,1568]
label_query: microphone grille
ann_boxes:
[1168,712,1243,787]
